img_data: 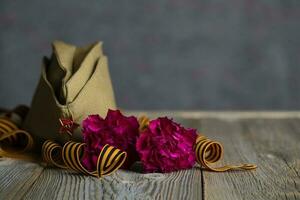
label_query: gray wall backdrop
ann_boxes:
[1,0,300,110]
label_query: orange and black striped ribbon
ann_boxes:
[138,116,150,132]
[42,140,127,178]
[0,117,34,158]
[194,135,257,172]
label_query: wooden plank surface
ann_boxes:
[1,112,300,200]
[197,118,300,200]
[0,158,44,199]
[23,166,202,200]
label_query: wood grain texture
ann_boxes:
[23,166,202,200]
[197,118,300,200]
[0,158,44,200]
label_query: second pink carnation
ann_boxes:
[136,117,197,173]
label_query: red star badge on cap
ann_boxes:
[59,118,79,136]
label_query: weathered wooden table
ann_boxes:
[0,111,299,200]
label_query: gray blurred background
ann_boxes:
[1,0,300,110]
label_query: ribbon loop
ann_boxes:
[96,144,127,178]
[42,140,127,178]
[0,117,34,155]
[194,135,257,172]
[41,140,67,168]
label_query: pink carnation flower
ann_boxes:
[136,117,197,173]
[81,109,140,170]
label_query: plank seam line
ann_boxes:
[201,169,206,200]
[282,158,300,180]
